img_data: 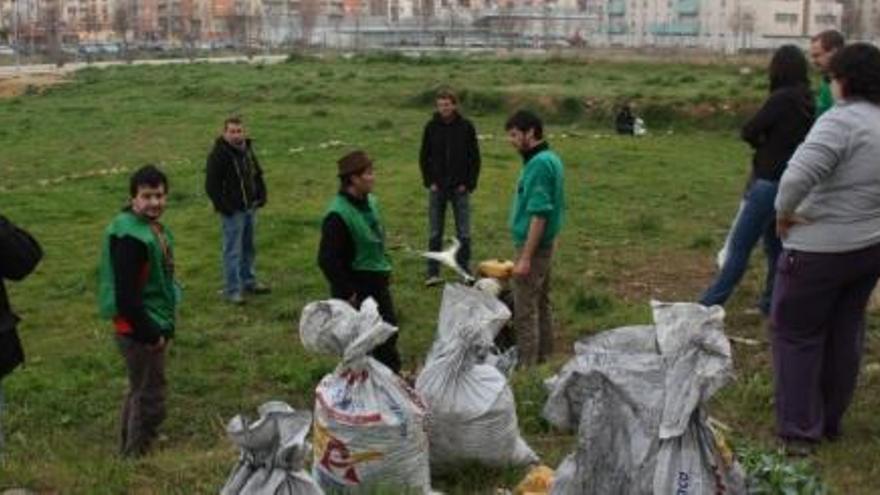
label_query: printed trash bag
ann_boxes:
[416,284,538,467]
[220,401,324,495]
[299,298,432,494]
[543,301,746,495]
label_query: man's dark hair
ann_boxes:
[769,44,810,91]
[436,89,458,104]
[224,116,243,130]
[829,43,880,104]
[129,165,169,197]
[505,110,543,140]
[811,30,845,52]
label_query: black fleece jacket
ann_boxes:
[205,137,267,215]
[0,216,42,378]
[419,112,481,191]
[741,84,815,181]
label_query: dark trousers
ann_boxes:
[117,335,167,457]
[427,188,471,277]
[770,243,880,441]
[512,246,554,366]
[337,272,402,374]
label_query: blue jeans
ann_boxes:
[427,188,471,277]
[221,209,257,297]
[700,178,781,314]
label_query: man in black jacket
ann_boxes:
[205,116,269,304]
[0,215,42,455]
[419,90,481,286]
[317,150,401,373]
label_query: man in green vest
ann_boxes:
[98,165,178,457]
[810,29,845,117]
[506,110,565,367]
[317,150,401,373]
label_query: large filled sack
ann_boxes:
[220,401,324,495]
[299,298,432,494]
[416,284,538,467]
[543,302,746,495]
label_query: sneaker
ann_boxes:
[226,293,246,305]
[244,282,271,295]
[780,438,816,458]
[424,276,443,287]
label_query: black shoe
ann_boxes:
[244,283,271,295]
[780,438,816,458]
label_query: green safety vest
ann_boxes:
[325,193,392,273]
[98,210,177,336]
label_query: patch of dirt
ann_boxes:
[0,72,65,98]
[611,249,716,304]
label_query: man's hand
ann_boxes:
[513,256,532,278]
[149,336,167,353]
[456,184,467,194]
[776,213,809,240]
[430,183,438,192]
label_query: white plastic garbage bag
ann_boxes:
[220,401,324,495]
[543,302,746,495]
[299,298,432,494]
[416,284,538,467]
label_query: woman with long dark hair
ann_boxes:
[772,43,880,456]
[700,45,814,314]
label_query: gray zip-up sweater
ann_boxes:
[776,99,880,252]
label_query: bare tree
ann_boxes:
[350,0,363,50]
[839,0,863,38]
[729,6,755,51]
[113,2,132,60]
[299,0,322,46]
[83,2,101,42]
[41,0,63,66]
[227,13,248,49]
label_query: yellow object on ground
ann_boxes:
[478,259,514,279]
[514,464,555,495]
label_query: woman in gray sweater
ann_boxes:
[772,43,880,456]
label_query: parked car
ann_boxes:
[0,45,15,56]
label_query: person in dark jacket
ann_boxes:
[205,116,269,304]
[0,215,42,456]
[699,45,815,315]
[318,150,401,373]
[419,90,481,286]
[98,165,179,458]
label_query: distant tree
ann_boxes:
[227,13,248,49]
[729,6,755,50]
[41,1,63,66]
[299,0,322,46]
[83,2,101,42]
[113,2,132,60]
[839,0,863,38]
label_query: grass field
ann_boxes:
[0,53,877,494]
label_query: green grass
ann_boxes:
[0,55,877,493]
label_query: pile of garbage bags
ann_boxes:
[416,284,537,467]
[220,401,324,495]
[543,301,746,495]
[299,298,432,493]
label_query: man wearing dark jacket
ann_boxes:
[99,165,179,457]
[0,215,42,456]
[205,116,269,304]
[318,150,401,373]
[419,90,481,286]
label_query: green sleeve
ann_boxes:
[816,80,834,117]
